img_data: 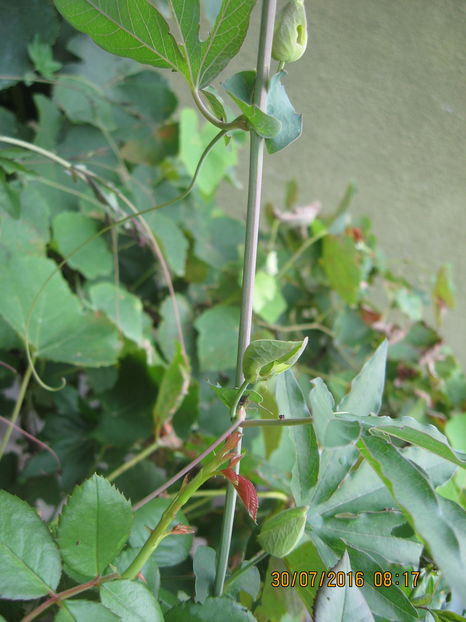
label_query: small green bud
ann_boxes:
[272,0,308,64]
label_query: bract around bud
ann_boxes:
[272,0,308,64]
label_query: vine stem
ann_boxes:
[277,230,328,279]
[0,131,225,391]
[214,0,277,596]
[0,363,33,461]
[106,438,160,483]
[20,573,118,622]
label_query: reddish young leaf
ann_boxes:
[221,468,258,523]
[235,474,259,523]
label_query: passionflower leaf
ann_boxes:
[242,337,308,384]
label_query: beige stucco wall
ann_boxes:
[172,0,466,365]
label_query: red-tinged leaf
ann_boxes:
[221,468,258,521]
[221,467,239,486]
[222,430,242,454]
[171,523,197,535]
[236,474,259,523]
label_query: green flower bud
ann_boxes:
[272,0,308,64]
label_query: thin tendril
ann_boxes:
[0,130,227,390]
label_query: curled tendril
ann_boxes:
[1,129,228,391]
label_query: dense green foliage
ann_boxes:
[0,2,465,621]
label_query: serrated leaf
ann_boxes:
[57,474,132,577]
[55,600,119,622]
[165,596,257,621]
[100,580,163,621]
[265,71,302,153]
[258,506,308,558]
[222,468,258,522]
[359,435,466,606]
[242,337,308,383]
[314,551,375,622]
[153,341,190,430]
[198,0,256,88]
[54,0,187,78]
[338,340,388,416]
[0,490,61,600]
[52,212,113,279]
[275,370,318,505]
[222,71,281,137]
[0,255,120,366]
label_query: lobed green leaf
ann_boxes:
[359,435,466,606]
[314,551,375,621]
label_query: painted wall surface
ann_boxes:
[171,0,466,365]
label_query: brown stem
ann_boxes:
[21,573,118,622]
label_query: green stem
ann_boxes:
[0,363,33,461]
[241,417,313,428]
[106,439,160,483]
[191,88,247,131]
[0,130,225,391]
[277,230,327,279]
[121,467,212,580]
[230,379,249,419]
[132,418,244,511]
[224,550,269,592]
[215,0,277,597]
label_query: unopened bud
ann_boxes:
[272,0,308,64]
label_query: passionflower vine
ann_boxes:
[272,0,308,64]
